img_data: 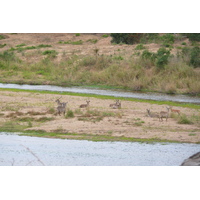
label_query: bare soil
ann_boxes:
[0,90,199,143]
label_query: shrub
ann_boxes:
[135,44,145,50]
[159,33,175,44]
[0,35,6,40]
[16,43,26,47]
[0,51,16,61]
[65,109,74,118]
[42,50,58,56]
[37,44,52,48]
[141,50,156,62]
[75,33,80,36]
[102,34,109,38]
[0,44,6,48]
[190,46,200,68]
[155,48,171,69]
[139,33,159,43]
[183,33,200,42]
[113,56,124,60]
[111,33,143,44]
[178,114,193,124]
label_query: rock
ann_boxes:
[181,152,200,166]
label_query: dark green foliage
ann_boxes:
[102,34,109,38]
[16,43,26,47]
[135,44,145,50]
[0,44,6,48]
[0,51,16,61]
[113,56,124,60]
[159,34,175,44]
[42,50,57,56]
[0,35,6,40]
[183,33,200,42]
[111,33,143,44]
[178,114,193,124]
[181,46,200,68]
[37,44,52,48]
[156,48,171,69]
[190,46,200,67]
[140,33,159,43]
[141,48,171,69]
[141,50,156,62]
[65,109,74,118]
[0,62,6,69]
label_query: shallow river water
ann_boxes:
[0,83,200,104]
[0,132,199,166]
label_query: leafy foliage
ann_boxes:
[111,33,143,44]
[190,46,200,67]
[183,33,200,42]
[155,48,171,69]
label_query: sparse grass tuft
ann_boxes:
[178,114,193,124]
[65,109,74,118]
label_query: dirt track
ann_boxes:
[0,90,199,143]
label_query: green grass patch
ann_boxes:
[0,35,6,40]
[16,43,26,47]
[87,39,98,44]
[135,44,146,50]
[42,50,58,57]
[0,44,6,48]
[188,133,196,136]
[178,114,193,124]
[20,131,185,143]
[65,109,74,118]
[59,40,83,45]
[102,34,109,38]
[0,121,28,132]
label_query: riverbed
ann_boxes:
[0,83,200,104]
[0,132,199,166]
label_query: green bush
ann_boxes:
[190,46,200,68]
[65,109,74,118]
[140,33,159,43]
[0,44,6,48]
[16,43,26,47]
[141,50,156,62]
[111,33,143,44]
[42,50,57,55]
[159,33,175,44]
[183,33,200,42]
[135,44,145,50]
[0,51,16,61]
[37,44,52,48]
[155,48,171,69]
[178,114,193,124]
[102,34,109,38]
[0,35,6,40]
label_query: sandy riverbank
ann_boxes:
[0,90,199,143]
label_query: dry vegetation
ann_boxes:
[0,33,200,94]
